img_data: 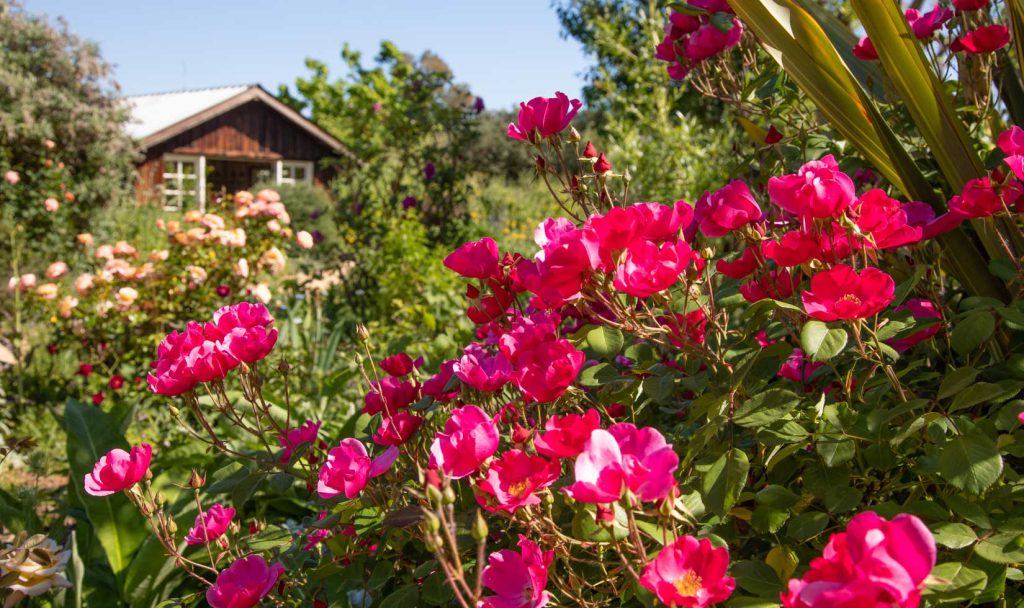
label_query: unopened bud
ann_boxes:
[596,505,616,525]
[535,155,546,170]
[356,324,370,342]
[188,469,206,489]
[658,498,673,517]
[168,405,180,417]
[568,126,581,143]
[471,511,489,541]
[167,519,178,534]
[424,512,441,533]
[442,487,456,505]
[277,359,291,374]
[427,484,444,505]
[144,468,153,481]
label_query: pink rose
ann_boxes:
[801,264,895,321]
[185,503,236,545]
[534,409,602,459]
[764,231,820,267]
[429,405,499,479]
[206,555,284,608]
[278,420,321,463]
[454,343,512,392]
[639,536,736,608]
[317,440,398,499]
[83,443,152,496]
[852,189,922,249]
[694,180,762,238]
[507,92,582,142]
[768,155,856,223]
[565,424,679,503]
[476,449,561,513]
[781,512,936,608]
[373,410,424,446]
[44,197,59,213]
[888,299,943,352]
[479,536,553,608]
[905,7,952,39]
[444,237,501,279]
[205,302,278,364]
[612,239,693,298]
[952,24,1011,53]
[3,170,19,185]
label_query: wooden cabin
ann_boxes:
[126,84,349,211]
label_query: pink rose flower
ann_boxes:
[507,92,582,142]
[948,176,1023,218]
[147,324,200,396]
[479,535,553,608]
[716,245,763,279]
[534,409,602,459]
[952,24,1011,53]
[379,352,417,377]
[205,302,278,364]
[905,7,952,39]
[3,170,19,185]
[317,440,398,499]
[362,376,419,416]
[476,449,561,513]
[185,503,236,545]
[295,230,314,249]
[184,338,239,383]
[45,261,69,279]
[428,405,499,479]
[565,424,679,503]
[613,239,693,298]
[852,189,922,249]
[781,512,936,608]
[206,555,284,608]
[763,231,820,267]
[373,410,424,446]
[510,338,584,403]
[778,348,825,384]
[422,359,459,402]
[888,299,943,352]
[740,269,798,303]
[630,200,694,242]
[998,125,1024,182]
[768,155,856,223]
[83,443,152,496]
[444,237,501,279]
[278,420,321,463]
[801,264,895,321]
[639,536,736,608]
[694,180,762,238]
[454,343,512,392]
[853,36,879,61]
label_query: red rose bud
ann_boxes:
[512,423,533,444]
[216,284,231,297]
[596,505,616,524]
[109,374,125,390]
[91,392,105,406]
[78,363,94,377]
[764,125,783,144]
[583,141,598,158]
[594,153,612,174]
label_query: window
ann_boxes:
[278,161,313,185]
[162,156,200,211]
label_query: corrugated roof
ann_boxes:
[123,84,253,139]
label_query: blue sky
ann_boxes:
[26,0,589,110]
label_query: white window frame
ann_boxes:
[275,160,314,186]
[161,154,206,212]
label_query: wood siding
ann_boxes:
[135,99,339,202]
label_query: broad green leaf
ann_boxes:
[63,400,147,582]
[731,560,782,598]
[950,312,995,356]
[379,585,419,608]
[735,388,800,427]
[785,511,829,541]
[701,449,750,516]
[932,523,978,550]
[586,326,625,357]
[800,320,847,362]
[938,430,1003,494]
[925,562,988,602]
[938,367,979,400]
[974,532,1024,564]
[949,381,1024,414]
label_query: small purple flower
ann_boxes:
[311,230,324,243]
[402,196,418,209]
[424,163,436,181]
[308,208,322,220]
[614,355,634,368]
[474,97,485,113]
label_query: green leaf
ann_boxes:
[586,326,625,357]
[785,511,829,541]
[938,430,1003,494]
[932,523,978,550]
[731,560,782,598]
[379,585,418,608]
[974,532,1024,564]
[950,312,996,356]
[925,562,988,601]
[734,389,800,428]
[701,449,750,516]
[62,400,147,582]
[571,503,629,542]
[938,367,979,400]
[949,381,1024,413]
[248,525,292,551]
[800,320,847,362]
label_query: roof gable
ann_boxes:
[124,84,350,157]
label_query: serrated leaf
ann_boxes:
[701,449,750,516]
[586,326,625,357]
[950,312,995,356]
[800,320,847,362]
[938,431,1003,494]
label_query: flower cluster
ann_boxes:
[147,302,278,396]
[656,1,743,80]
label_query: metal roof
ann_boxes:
[124,84,252,139]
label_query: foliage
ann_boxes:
[0,1,137,272]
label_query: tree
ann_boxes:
[555,0,734,200]
[0,1,137,266]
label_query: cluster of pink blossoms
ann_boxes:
[655,1,743,80]
[147,302,279,396]
[854,1,1008,59]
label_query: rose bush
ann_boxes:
[6,2,1024,608]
